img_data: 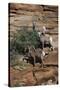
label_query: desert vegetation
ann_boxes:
[9,3,58,87]
[10,27,40,65]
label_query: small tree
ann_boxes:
[10,26,39,55]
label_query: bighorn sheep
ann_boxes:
[23,46,45,67]
[38,32,53,50]
[38,26,54,50]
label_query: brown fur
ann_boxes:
[23,46,44,67]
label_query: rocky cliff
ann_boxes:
[9,3,58,86]
[9,3,58,36]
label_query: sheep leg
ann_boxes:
[33,57,36,67]
[41,59,44,68]
[42,41,44,50]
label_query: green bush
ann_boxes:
[10,27,39,55]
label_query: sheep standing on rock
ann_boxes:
[23,46,45,67]
[38,26,54,50]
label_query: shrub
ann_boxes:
[17,31,39,52]
[10,27,39,64]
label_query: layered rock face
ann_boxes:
[9,3,58,36]
[9,4,58,86]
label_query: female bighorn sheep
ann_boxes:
[23,46,45,67]
[38,32,53,50]
[37,26,54,50]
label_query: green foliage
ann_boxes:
[10,27,39,63]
